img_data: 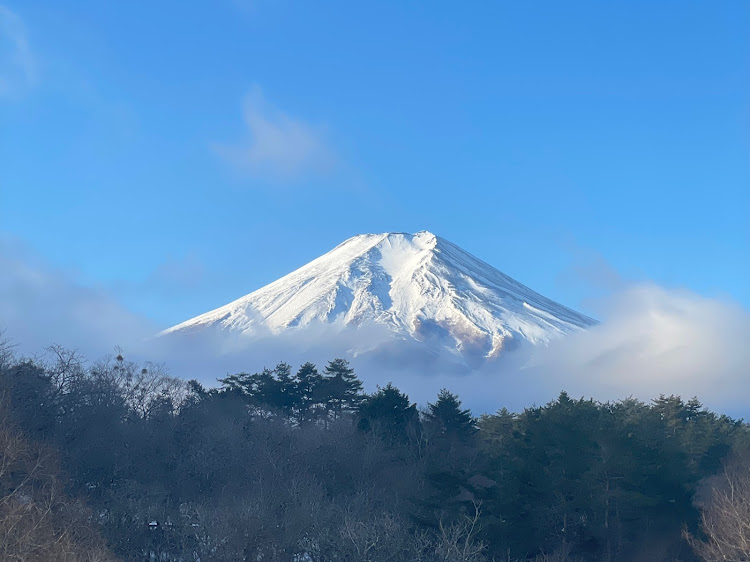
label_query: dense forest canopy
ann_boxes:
[0,338,748,561]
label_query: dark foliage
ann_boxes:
[0,341,748,561]
[358,382,420,445]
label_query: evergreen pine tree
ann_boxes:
[320,358,363,421]
[216,372,249,397]
[424,388,477,443]
[357,383,420,444]
[293,362,322,425]
[418,389,480,523]
[223,367,279,410]
[271,362,296,417]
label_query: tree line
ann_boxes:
[0,339,749,561]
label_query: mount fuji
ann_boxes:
[161,231,595,365]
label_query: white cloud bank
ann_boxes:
[0,5,34,97]
[0,240,156,359]
[214,86,335,181]
[1,240,748,416]
[460,285,750,417]
[148,283,750,417]
[531,285,748,397]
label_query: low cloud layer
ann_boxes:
[2,241,748,416]
[144,285,750,417]
[0,240,156,359]
[214,86,335,181]
[521,284,750,415]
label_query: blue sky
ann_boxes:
[1,0,748,329]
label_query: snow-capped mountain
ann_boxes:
[162,231,595,361]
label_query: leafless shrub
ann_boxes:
[433,502,488,562]
[687,455,750,561]
[340,511,425,562]
[337,501,488,562]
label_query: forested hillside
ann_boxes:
[1,340,748,561]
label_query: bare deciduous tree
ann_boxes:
[0,399,119,561]
[433,502,488,562]
[687,456,750,561]
[91,350,187,419]
[0,331,15,367]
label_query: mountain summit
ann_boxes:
[162,231,595,361]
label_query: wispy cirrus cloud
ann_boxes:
[0,4,34,97]
[214,85,336,181]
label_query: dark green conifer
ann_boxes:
[293,362,322,424]
[358,382,419,443]
[319,358,363,421]
[424,388,477,443]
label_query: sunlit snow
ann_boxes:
[161,231,596,361]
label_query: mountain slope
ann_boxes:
[162,231,595,359]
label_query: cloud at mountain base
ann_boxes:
[153,285,750,417]
[1,240,747,416]
[457,284,750,416]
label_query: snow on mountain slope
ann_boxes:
[161,231,596,360]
